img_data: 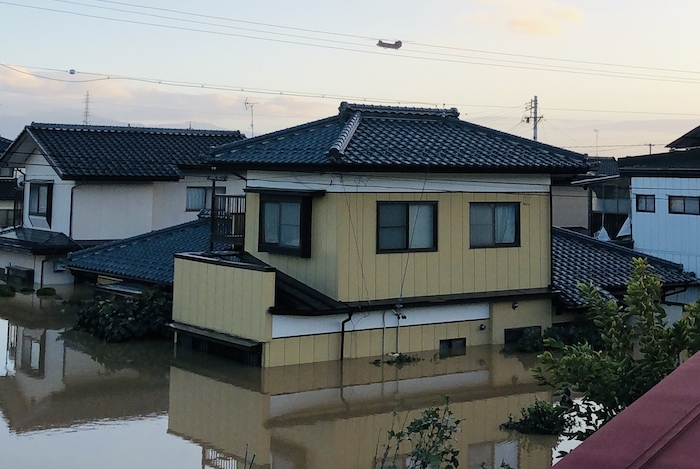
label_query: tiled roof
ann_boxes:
[0,228,82,255]
[0,180,17,200]
[211,102,588,173]
[0,136,10,154]
[667,124,700,149]
[588,156,619,176]
[618,148,700,176]
[553,227,697,309]
[67,218,219,285]
[7,123,243,181]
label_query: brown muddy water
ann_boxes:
[0,288,564,469]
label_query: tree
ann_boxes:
[533,257,700,440]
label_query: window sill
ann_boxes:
[377,247,437,254]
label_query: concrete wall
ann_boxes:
[1,250,74,285]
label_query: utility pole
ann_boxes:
[523,96,543,141]
[594,129,599,156]
[245,98,258,138]
[83,91,91,125]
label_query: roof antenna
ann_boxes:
[245,98,258,137]
[83,91,91,125]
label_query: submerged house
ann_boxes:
[171,102,589,367]
[0,123,244,286]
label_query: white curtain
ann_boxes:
[495,204,516,244]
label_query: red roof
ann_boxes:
[555,352,700,468]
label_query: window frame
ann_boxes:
[469,202,521,249]
[258,194,312,258]
[668,195,700,215]
[28,182,53,224]
[186,186,226,212]
[636,194,655,213]
[376,201,438,254]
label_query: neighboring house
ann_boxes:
[618,147,700,276]
[67,215,236,292]
[0,136,19,229]
[0,123,244,285]
[555,351,700,469]
[171,102,589,367]
[552,227,698,322]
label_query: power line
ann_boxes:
[4,1,700,84]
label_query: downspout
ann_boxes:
[340,312,353,361]
[69,184,77,239]
[209,171,216,252]
[40,257,47,288]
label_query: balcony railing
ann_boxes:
[210,195,245,248]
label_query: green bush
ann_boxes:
[37,287,57,296]
[73,287,172,342]
[515,327,544,353]
[0,284,15,297]
[543,321,603,350]
[500,398,569,435]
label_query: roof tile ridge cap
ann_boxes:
[554,227,691,272]
[70,219,205,258]
[328,111,362,161]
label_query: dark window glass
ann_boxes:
[469,202,520,248]
[636,194,655,213]
[669,196,700,215]
[186,186,226,211]
[377,202,436,253]
[258,195,312,257]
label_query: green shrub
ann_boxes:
[73,287,172,342]
[543,321,603,350]
[0,284,15,297]
[515,327,544,353]
[19,287,35,294]
[500,398,569,435]
[37,287,57,296]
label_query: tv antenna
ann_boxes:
[245,98,259,137]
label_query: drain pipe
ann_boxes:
[340,312,353,361]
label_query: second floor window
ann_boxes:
[377,202,437,253]
[29,182,52,220]
[186,186,225,211]
[636,194,655,213]
[259,195,312,257]
[669,196,700,215]
[470,202,520,248]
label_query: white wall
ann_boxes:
[632,177,700,275]
[23,151,75,234]
[1,250,74,285]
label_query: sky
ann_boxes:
[2,0,700,158]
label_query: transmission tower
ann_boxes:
[83,91,91,125]
[245,98,258,137]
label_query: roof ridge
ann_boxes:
[553,227,691,272]
[339,101,460,118]
[328,111,362,162]
[68,219,207,259]
[30,122,241,136]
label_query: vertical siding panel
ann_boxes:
[215,264,226,332]
[223,266,235,335]
[438,193,453,295]
[336,193,351,302]
[462,193,475,294]
[450,193,463,294]
[233,268,245,335]
[529,193,542,288]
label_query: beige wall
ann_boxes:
[552,185,588,228]
[491,299,552,344]
[173,256,275,342]
[247,191,551,303]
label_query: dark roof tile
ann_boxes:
[6,124,243,180]
[553,227,697,308]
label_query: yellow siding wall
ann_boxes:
[173,257,275,342]
[337,192,551,303]
[246,192,339,298]
[490,298,552,344]
[246,191,551,303]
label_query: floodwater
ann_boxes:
[0,288,562,469]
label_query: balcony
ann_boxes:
[210,195,246,248]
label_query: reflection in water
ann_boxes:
[0,291,558,469]
[169,347,557,469]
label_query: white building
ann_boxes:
[0,123,245,285]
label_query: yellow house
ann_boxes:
[171,103,588,367]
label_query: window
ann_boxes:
[186,186,226,211]
[669,196,700,215]
[439,338,466,358]
[469,202,520,248]
[377,202,437,253]
[258,195,312,257]
[636,194,655,213]
[28,182,52,221]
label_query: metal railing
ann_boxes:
[211,195,245,248]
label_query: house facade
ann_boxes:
[619,147,700,276]
[171,103,588,367]
[0,123,244,285]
